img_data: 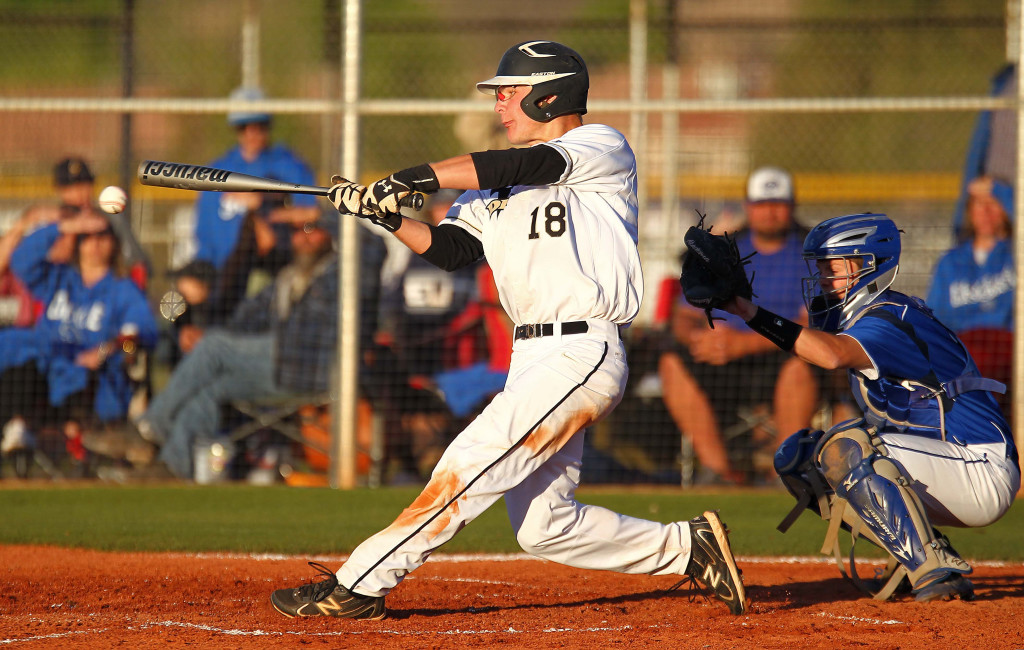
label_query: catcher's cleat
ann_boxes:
[913,573,975,603]
[682,511,747,615]
[271,562,386,620]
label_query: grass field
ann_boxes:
[2,483,1023,561]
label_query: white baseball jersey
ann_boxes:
[337,123,698,599]
[444,123,643,326]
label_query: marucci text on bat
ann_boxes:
[141,160,231,183]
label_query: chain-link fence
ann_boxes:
[0,0,1014,486]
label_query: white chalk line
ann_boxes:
[814,612,905,626]
[0,610,911,643]
[139,620,661,637]
[177,550,1021,569]
[0,629,108,645]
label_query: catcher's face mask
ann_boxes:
[801,213,902,331]
[802,256,868,331]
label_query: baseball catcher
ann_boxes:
[678,212,754,328]
[691,212,1019,602]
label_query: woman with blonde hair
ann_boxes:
[927,175,1014,415]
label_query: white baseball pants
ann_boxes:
[337,320,692,597]
[881,433,1019,528]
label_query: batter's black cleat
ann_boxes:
[271,562,386,620]
[681,511,747,615]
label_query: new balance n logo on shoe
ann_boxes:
[701,564,723,591]
[683,511,747,615]
[271,562,387,620]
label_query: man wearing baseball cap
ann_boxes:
[48,156,151,283]
[659,166,821,485]
[193,86,321,321]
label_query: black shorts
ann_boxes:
[673,341,788,401]
[666,339,833,431]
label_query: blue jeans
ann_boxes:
[146,331,286,478]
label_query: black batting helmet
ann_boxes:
[476,40,589,122]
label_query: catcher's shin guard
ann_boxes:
[775,423,892,594]
[816,425,971,600]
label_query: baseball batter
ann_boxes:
[710,213,1020,602]
[271,40,746,619]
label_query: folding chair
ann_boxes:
[227,392,386,485]
[228,393,333,449]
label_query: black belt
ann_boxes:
[514,321,589,341]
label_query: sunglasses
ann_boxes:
[80,228,114,239]
[494,86,522,102]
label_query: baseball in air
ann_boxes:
[98,185,127,214]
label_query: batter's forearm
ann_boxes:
[429,155,481,191]
[391,217,434,254]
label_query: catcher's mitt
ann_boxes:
[679,211,755,328]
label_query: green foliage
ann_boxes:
[2,485,1022,562]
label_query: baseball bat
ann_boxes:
[137,159,424,210]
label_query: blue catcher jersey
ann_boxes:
[841,290,1015,458]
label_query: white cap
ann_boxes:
[227,86,272,127]
[746,166,794,203]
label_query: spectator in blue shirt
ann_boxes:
[0,211,158,471]
[927,175,1014,415]
[659,167,820,484]
[194,86,320,321]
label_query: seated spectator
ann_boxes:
[0,207,37,476]
[193,87,320,321]
[0,210,158,474]
[157,259,221,368]
[92,212,385,480]
[927,175,1014,415]
[658,167,819,484]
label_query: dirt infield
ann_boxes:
[2,545,1023,649]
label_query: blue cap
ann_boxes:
[990,178,1014,220]
[227,86,272,127]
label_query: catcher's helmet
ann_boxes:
[476,41,589,122]
[801,213,901,330]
